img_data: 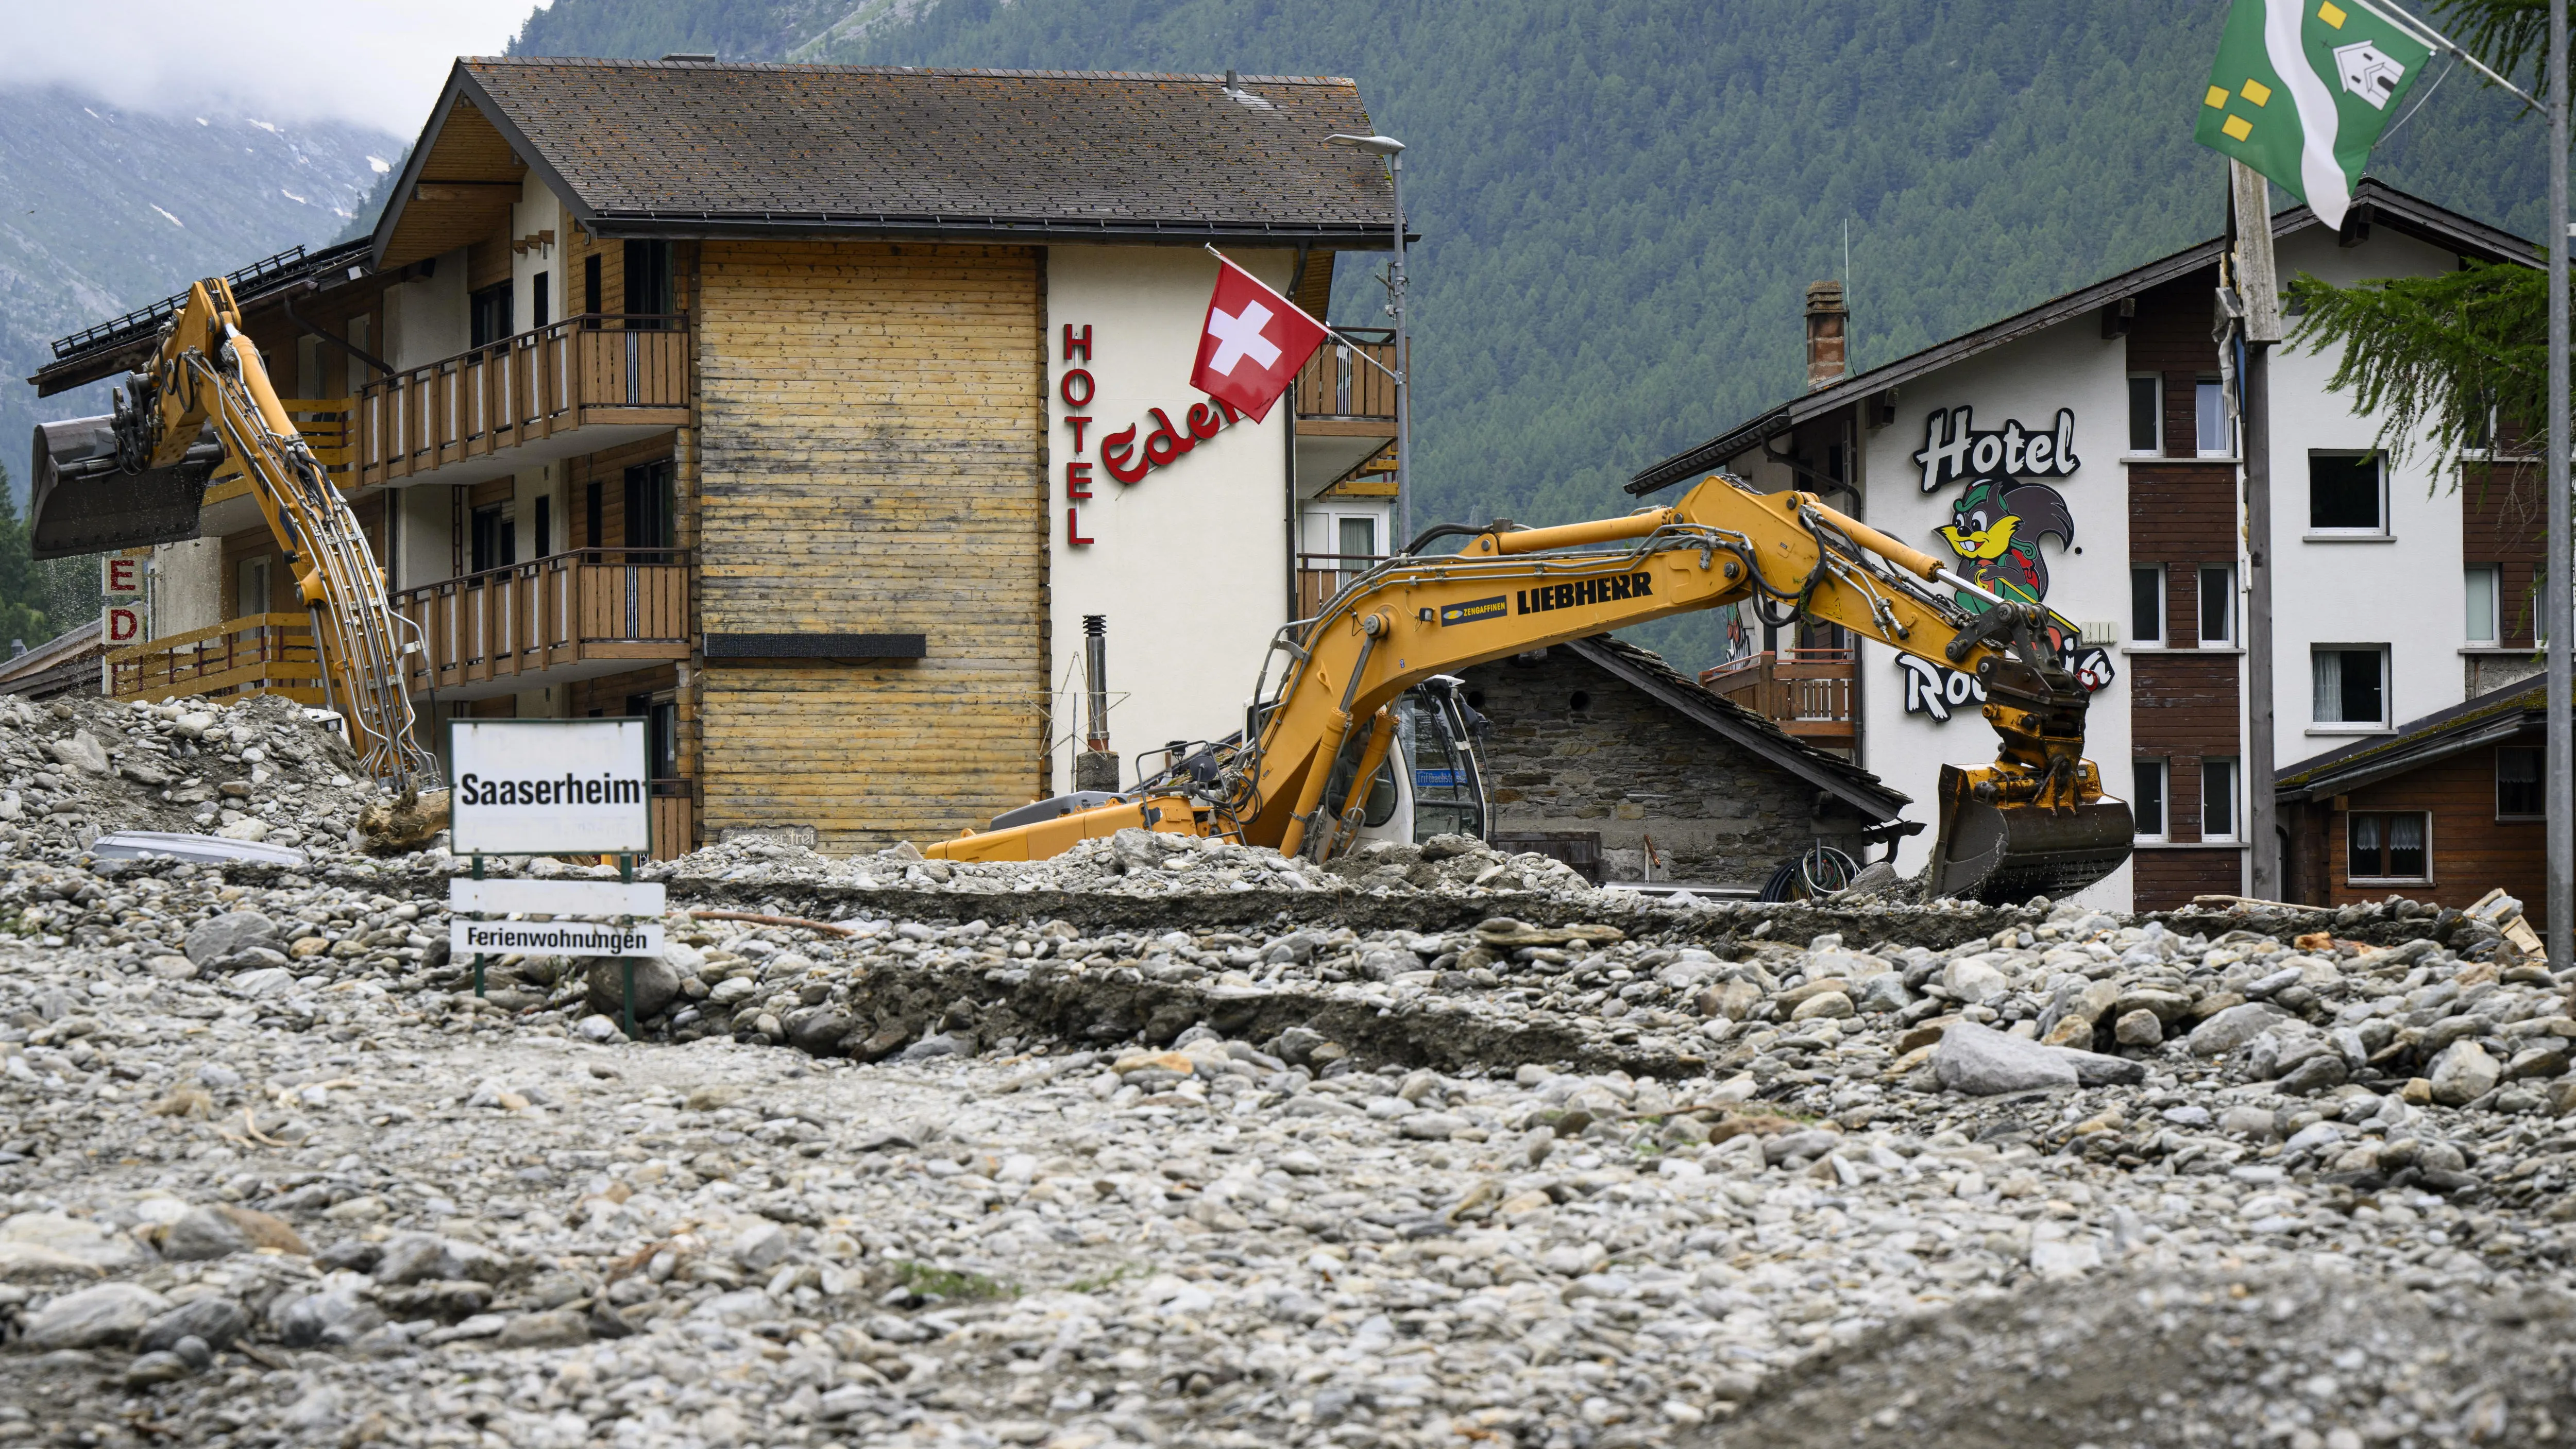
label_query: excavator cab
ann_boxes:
[1338,677,1490,850]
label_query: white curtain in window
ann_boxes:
[2389,813,2425,853]
[2312,650,2340,722]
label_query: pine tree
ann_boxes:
[0,465,54,654]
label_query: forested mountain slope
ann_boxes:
[513,0,2546,668]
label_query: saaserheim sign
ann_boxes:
[1899,404,2115,723]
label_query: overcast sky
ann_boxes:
[0,0,547,138]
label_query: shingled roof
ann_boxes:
[376,58,1398,266]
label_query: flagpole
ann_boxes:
[2345,0,2541,109]
[2547,0,2571,969]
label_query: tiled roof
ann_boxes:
[2276,672,2551,799]
[417,58,1396,245]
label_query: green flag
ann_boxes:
[2196,0,2432,228]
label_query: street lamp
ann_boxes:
[1328,132,1412,552]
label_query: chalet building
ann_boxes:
[2275,678,2556,926]
[1458,636,1909,888]
[31,58,1405,856]
[1632,180,2544,912]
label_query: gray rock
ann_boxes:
[585,954,680,1020]
[124,1351,191,1387]
[1398,1112,1471,1139]
[2113,1008,2164,1046]
[2277,1053,2349,1096]
[2431,1040,2503,1107]
[374,1233,508,1287]
[24,1282,171,1350]
[1933,1021,2076,1095]
[788,1010,853,1056]
[183,911,279,966]
[1762,1129,1843,1164]
[140,1296,250,1353]
[2188,1002,2291,1057]
[273,1286,383,1348]
[902,1032,974,1061]
[494,1309,591,1348]
[160,1205,252,1261]
[47,731,108,775]
[1942,959,2008,1004]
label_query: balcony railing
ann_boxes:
[1295,552,1386,618]
[1295,332,1398,421]
[106,614,326,706]
[1699,647,1856,746]
[395,548,690,697]
[352,315,689,488]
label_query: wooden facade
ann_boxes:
[694,241,1047,851]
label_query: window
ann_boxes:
[533,496,552,559]
[583,254,603,325]
[2466,565,2501,645]
[2133,760,2167,840]
[469,503,513,573]
[2498,745,2544,819]
[2195,377,2231,456]
[2127,375,2162,453]
[628,694,680,781]
[235,555,270,619]
[2130,565,2165,645]
[2309,452,2384,532]
[2201,758,2238,841]
[624,461,676,549]
[623,240,674,319]
[2198,563,2234,645]
[585,481,604,550]
[468,281,512,349]
[2311,646,2388,728]
[530,272,550,330]
[1337,515,1379,565]
[2348,810,2430,882]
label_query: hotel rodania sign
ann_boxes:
[1899,404,2115,723]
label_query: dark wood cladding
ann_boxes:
[2123,266,2222,460]
[2133,846,2242,912]
[2462,464,2546,647]
[2287,743,2549,929]
[2131,653,2240,844]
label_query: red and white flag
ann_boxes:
[1189,254,1329,424]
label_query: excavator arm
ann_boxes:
[929,474,2132,903]
[40,279,432,788]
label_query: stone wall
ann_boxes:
[1456,645,1880,889]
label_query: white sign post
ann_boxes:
[446,719,660,1034]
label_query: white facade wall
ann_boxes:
[2266,227,2468,768]
[1857,322,2140,909]
[1045,245,1296,790]
[512,177,564,330]
[1841,218,2494,910]
[382,246,466,372]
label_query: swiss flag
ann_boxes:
[1189,254,1330,424]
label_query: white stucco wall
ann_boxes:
[383,247,466,371]
[2268,226,2471,766]
[1857,319,2139,909]
[1045,246,1296,790]
[512,177,564,330]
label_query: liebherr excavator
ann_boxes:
[31,277,432,788]
[928,475,2134,904]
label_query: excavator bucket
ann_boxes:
[28,417,217,560]
[1927,763,2135,906]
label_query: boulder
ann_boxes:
[585,954,680,1020]
[1933,1021,2077,1095]
[2430,1039,2503,1107]
[183,911,280,966]
[2187,1002,2292,1058]
[47,731,109,775]
[357,788,450,855]
[139,1296,250,1353]
[159,1206,252,1260]
[24,1282,171,1350]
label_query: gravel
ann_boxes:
[1,695,2573,1445]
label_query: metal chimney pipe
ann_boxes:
[1082,614,1110,753]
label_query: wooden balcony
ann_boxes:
[352,315,688,489]
[107,614,326,706]
[1295,552,1386,619]
[1699,647,1856,747]
[1294,331,1399,498]
[395,548,691,701]
[198,398,355,538]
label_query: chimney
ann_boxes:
[1804,280,1849,391]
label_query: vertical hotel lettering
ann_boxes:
[1061,323,1096,545]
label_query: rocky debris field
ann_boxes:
[0,701,2572,1445]
[0,691,376,859]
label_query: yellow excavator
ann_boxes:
[928,476,2133,904]
[30,277,432,788]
